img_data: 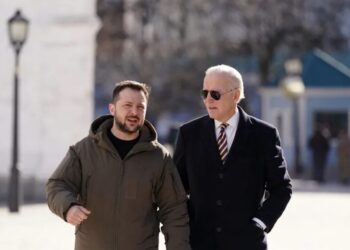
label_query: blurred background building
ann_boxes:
[261,49,350,178]
[1,0,350,202]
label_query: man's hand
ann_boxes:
[66,205,91,226]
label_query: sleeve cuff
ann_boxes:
[252,217,267,230]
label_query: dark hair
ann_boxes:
[112,80,150,103]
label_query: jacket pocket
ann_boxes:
[80,175,91,205]
[170,170,186,200]
[170,173,180,198]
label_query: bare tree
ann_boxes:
[95,0,350,117]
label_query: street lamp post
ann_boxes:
[7,10,29,212]
[280,59,305,177]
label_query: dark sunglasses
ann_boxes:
[201,89,235,100]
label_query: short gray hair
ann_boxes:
[205,64,245,101]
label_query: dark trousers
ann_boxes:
[312,153,327,182]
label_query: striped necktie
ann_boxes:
[218,123,229,162]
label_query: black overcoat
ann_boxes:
[174,107,292,250]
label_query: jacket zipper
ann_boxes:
[114,160,125,250]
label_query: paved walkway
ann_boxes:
[1,180,349,250]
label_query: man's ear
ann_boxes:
[233,89,241,103]
[108,103,115,115]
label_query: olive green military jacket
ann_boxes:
[46,116,190,250]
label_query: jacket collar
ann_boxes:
[89,115,159,158]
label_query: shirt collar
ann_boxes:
[214,107,239,130]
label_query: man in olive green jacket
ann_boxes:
[46,81,190,250]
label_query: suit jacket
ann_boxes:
[173,107,292,250]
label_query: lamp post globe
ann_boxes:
[280,76,305,99]
[8,10,29,53]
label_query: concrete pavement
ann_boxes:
[1,180,349,250]
[0,203,74,250]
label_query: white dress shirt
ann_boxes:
[214,108,239,152]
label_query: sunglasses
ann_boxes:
[201,89,235,100]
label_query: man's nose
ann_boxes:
[130,106,138,115]
[205,95,215,102]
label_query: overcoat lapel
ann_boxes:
[202,118,223,166]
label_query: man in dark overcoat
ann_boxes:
[174,65,292,250]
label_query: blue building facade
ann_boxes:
[260,49,350,178]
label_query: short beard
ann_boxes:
[114,116,142,134]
